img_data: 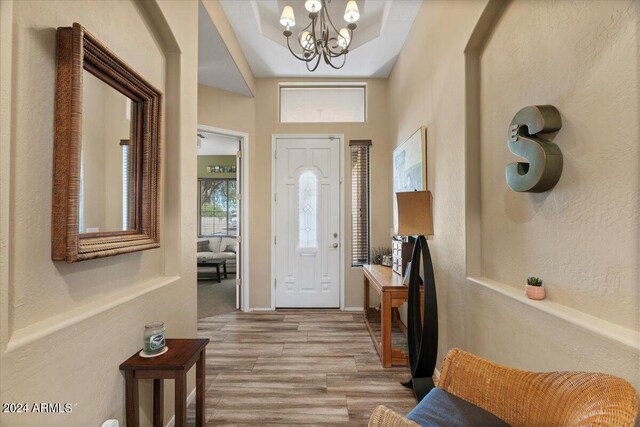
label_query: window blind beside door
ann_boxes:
[350,140,371,266]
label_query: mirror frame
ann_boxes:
[52,23,162,262]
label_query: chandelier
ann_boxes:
[279,0,361,71]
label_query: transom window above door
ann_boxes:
[279,84,366,123]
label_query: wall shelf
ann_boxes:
[467,276,639,352]
[7,275,181,352]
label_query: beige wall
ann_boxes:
[479,0,639,330]
[0,0,199,425]
[389,0,639,390]
[198,79,392,309]
[198,84,256,137]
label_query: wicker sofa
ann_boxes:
[369,348,639,427]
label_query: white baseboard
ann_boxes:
[166,387,196,427]
[342,306,364,312]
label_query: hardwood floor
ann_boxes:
[189,310,416,426]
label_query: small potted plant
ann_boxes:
[526,276,545,300]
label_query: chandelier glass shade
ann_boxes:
[279,0,360,71]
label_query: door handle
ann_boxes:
[330,243,339,248]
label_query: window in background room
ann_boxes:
[350,140,371,266]
[280,84,366,123]
[198,178,237,236]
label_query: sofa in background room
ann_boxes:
[197,236,237,274]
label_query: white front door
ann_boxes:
[274,136,341,308]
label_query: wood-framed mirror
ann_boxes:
[52,23,161,262]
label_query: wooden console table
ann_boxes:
[363,264,410,368]
[119,338,209,427]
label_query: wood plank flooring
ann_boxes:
[188,310,416,426]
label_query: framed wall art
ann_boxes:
[393,126,427,232]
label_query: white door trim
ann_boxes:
[271,134,345,310]
[197,124,250,312]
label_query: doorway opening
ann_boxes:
[197,125,249,317]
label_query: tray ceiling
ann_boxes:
[217,0,422,78]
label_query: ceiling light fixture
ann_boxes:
[279,0,360,72]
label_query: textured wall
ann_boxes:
[389,0,639,391]
[0,0,199,425]
[479,0,639,330]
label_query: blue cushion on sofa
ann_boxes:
[406,388,509,427]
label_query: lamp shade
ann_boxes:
[338,28,350,48]
[280,6,296,27]
[305,0,322,12]
[344,0,360,23]
[396,190,433,236]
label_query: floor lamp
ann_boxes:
[396,190,437,402]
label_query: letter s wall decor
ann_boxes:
[506,105,563,192]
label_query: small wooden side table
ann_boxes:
[363,264,410,368]
[119,338,209,427]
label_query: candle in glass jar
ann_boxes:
[143,322,166,354]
